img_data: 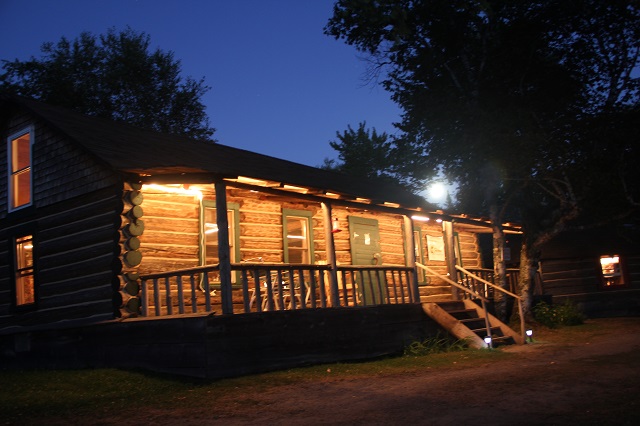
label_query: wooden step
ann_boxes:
[459,317,487,329]
[423,300,525,349]
[446,309,479,320]
[470,326,503,337]
[434,301,466,312]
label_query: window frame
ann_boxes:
[282,208,314,264]
[199,200,240,283]
[7,126,34,212]
[12,233,36,308]
[598,254,629,289]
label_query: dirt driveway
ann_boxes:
[79,317,640,425]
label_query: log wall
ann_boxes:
[135,184,486,293]
[1,106,124,333]
[539,255,640,316]
[136,186,467,278]
[0,187,122,332]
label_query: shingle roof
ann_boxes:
[3,95,433,211]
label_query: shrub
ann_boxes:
[533,301,586,328]
[404,332,469,356]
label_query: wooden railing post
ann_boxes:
[403,215,420,303]
[442,220,459,300]
[321,202,340,307]
[215,180,234,315]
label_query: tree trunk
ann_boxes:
[517,238,537,322]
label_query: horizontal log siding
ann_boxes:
[0,243,11,317]
[0,187,122,332]
[628,255,640,287]
[541,254,640,297]
[378,214,406,266]
[136,187,430,276]
[457,230,482,268]
[540,258,600,296]
[137,191,200,275]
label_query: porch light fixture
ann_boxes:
[282,184,308,193]
[332,217,342,233]
[411,215,430,222]
[484,336,492,348]
[143,183,203,200]
[236,176,269,186]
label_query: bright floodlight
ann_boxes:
[484,336,492,348]
[428,182,447,203]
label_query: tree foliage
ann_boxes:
[322,121,427,191]
[1,27,215,140]
[326,0,640,318]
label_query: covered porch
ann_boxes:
[120,174,522,319]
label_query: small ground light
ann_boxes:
[484,336,492,348]
[526,329,534,342]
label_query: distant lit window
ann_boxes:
[15,235,35,306]
[7,127,33,211]
[599,255,626,288]
[283,209,313,264]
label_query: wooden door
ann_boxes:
[348,216,387,305]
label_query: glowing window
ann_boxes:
[599,255,625,287]
[203,207,236,264]
[15,235,35,306]
[200,201,240,284]
[7,128,33,211]
[283,210,313,264]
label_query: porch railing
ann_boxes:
[139,263,417,317]
[455,265,526,342]
[456,267,520,299]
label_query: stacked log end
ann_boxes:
[119,182,144,317]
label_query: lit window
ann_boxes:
[7,128,33,211]
[203,207,236,264]
[200,201,239,284]
[599,255,626,287]
[283,210,313,264]
[15,235,35,305]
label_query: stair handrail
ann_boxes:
[455,265,526,342]
[415,263,487,302]
[416,262,494,347]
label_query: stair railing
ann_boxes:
[455,265,525,342]
[416,262,494,347]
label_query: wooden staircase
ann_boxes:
[423,299,525,349]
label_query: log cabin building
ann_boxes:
[0,95,523,377]
[537,223,640,317]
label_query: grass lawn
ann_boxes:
[0,318,635,424]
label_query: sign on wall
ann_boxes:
[427,235,445,261]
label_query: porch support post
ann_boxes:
[215,180,234,314]
[403,215,420,302]
[321,202,340,307]
[442,220,460,300]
